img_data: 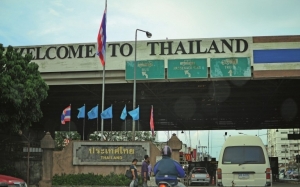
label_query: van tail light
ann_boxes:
[206,174,210,178]
[266,168,271,179]
[191,174,195,178]
[217,168,222,179]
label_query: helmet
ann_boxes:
[161,145,172,157]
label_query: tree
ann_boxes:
[0,44,49,134]
[53,131,156,150]
[89,131,156,142]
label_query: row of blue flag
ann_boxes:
[61,105,139,124]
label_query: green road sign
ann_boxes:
[167,59,208,79]
[210,57,251,78]
[125,60,165,80]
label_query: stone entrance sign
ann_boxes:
[73,142,150,165]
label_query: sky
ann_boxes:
[1,0,300,46]
[1,0,300,158]
[157,130,268,159]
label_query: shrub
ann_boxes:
[52,172,139,186]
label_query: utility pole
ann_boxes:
[198,140,200,161]
[189,130,192,151]
[208,130,210,160]
[285,148,287,172]
[296,128,300,175]
[199,146,207,161]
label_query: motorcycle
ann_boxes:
[158,181,172,187]
[157,180,185,187]
[156,175,186,187]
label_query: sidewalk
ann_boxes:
[279,178,300,184]
[148,177,156,186]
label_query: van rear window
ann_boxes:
[222,146,265,164]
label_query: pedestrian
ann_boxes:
[147,160,152,178]
[130,158,138,187]
[141,155,150,187]
[153,145,186,187]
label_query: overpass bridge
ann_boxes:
[16,35,300,136]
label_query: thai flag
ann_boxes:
[97,1,107,66]
[61,105,71,125]
[150,105,154,136]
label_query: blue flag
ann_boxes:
[120,105,127,120]
[129,106,139,120]
[77,105,85,119]
[101,106,113,119]
[88,105,98,119]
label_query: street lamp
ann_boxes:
[132,29,152,141]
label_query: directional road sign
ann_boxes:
[210,57,251,78]
[167,59,207,79]
[125,60,165,80]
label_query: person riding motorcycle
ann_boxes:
[153,145,186,187]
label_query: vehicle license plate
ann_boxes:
[238,174,249,179]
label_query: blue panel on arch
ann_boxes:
[253,49,300,63]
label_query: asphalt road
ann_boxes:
[150,178,299,186]
[187,182,299,186]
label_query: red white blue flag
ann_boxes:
[150,105,154,136]
[97,1,107,66]
[61,105,71,124]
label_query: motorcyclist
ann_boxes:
[153,145,186,187]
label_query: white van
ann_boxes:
[217,135,272,187]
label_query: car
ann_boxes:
[290,171,299,179]
[217,135,272,187]
[0,175,27,187]
[187,167,210,186]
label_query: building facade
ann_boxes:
[267,129,300,168]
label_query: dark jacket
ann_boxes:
[153,156,185,185]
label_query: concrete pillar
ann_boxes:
[167,133,182,162]
[39,132,55,187]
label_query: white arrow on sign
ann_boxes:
[142,71,148,79]
[184,70,191,77]
[228,69,233,76]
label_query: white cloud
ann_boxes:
[49,8,60,17]
[1,0,299,46]
[50,0,64,7]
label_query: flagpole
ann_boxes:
[83,104,85,140]
[138,105,139,131]
[111,104,112,133]
[124,119,126,141]
[100,0,107,142]
[122,104,127,131]
[69,104,71,138]
[97,104,99,132]
[101,66,105,141]
[124,104,126,141]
